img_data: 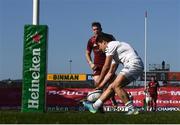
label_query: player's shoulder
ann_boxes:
[106,41,120,50]
[88,36,96,43]
[102,32,115,40]
[108,40,119,45]
[89,35,95,40]
[120,41,131,46]
[102,32,113,36]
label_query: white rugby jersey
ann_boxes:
[105,41,142,66]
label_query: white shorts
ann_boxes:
[119,59,144,82]
[146,96,152,103]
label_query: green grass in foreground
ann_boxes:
[0,111,180,124]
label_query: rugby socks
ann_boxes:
[110,97,118,107]
[125,101,134,110]
[93,99,103,110]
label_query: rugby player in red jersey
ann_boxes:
[147,76,160,111]
[85,22,118,109]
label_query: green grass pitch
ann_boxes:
[0,111,180,124]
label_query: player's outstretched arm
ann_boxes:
[95,57,117,90]
[95,55,112,85]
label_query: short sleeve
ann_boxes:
[105,42,117,56]
[86,39,93,53]
[111,59,116,64]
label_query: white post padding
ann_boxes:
[33,0,39,25]
[144,11,147,90]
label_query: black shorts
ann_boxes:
[150,93,158,101]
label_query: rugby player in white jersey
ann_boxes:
[83,35,144,115]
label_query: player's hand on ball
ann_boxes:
[95,86,103,91]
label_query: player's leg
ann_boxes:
[110,74,139,115]
[110,92,118,108]
[92,65,102,86]
[93,68,118,112]
[83,84,114,113]
[146,95,150,111]
[86,67,142,115]
[146,97,150,112]
[83,74,137,115]
[93,74,105,113]
[147,100,150,111]
[93,75,100,87]
[112,78,129,104]
[111,65,143,115]
[150,99,153,111]
[108,74,118,108]
[94,64,119,107]
[153,95,157,111]
[148,94,152,111]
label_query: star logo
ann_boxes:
[32,33,41,43]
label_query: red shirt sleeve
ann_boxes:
[86,38,93,53]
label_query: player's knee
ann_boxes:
[111,82,122,90]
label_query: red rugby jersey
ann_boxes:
[86,33,115,67]
[148,81,159,94]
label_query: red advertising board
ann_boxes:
[0,87,22,107]
[46,86,180,107]
[47,87,90,106]
[0,86,179,109]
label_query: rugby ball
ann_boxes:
[87,90,102,102]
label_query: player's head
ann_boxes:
[91,22,102,36]
[151,76,156,81]
[96,34,112,52]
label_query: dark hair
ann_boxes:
[151,76,156,79]
[92,22,102,31]
[96,34,112,43]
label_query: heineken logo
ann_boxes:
[22,25,47,112]
[28,48,41,109]
[28,31,42,109]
